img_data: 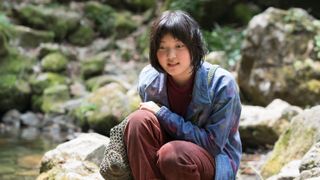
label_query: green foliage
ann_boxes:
[233,3,260,24]
[0,13,12,56]
[129,0,156,10]
[0,12,11,27]
[165,0,202,21]
[203,25,244,67]
[0,53,32,75]
[136,27,150,60]
[79,102,97,115]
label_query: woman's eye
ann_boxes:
[176,44,185,48]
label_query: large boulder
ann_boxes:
[37,133,107,180]
[238,7,320,106]
[73,82,140,136]
[240,99,302,148]
[261,105,320,178]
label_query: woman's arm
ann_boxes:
[144,76,241,156]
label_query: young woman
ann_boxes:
[124,10,242,180]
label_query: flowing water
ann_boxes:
[0,128,60,180]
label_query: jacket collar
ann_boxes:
[192,62,212,105]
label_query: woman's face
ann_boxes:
[156,33,193,85]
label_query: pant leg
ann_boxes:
[157,140,215,180]
[124,109,167,180]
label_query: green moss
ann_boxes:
[17,5,80,41]
[81,54,106,79]
[114,11,138,38]
[84,1,116,37]
[261,127,316,178]
[0,54,33,75]
[18,5,49,28]
[0,74,16,90]
[283,8,312,31]
[14,26,55,48]
[306,79,320,94]
[29,72,70,94]
[41,52,68,72]
[0,74,31,113]
[50,16,78,41]
[41,84,70,113]
[68,22,95,46]
[0,25,10,57]
[85,75,118,91]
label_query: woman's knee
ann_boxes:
[125,109,160,136]
[127,109,157,125]
[157,141,187,167]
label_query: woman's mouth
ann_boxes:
[168,63,179,67]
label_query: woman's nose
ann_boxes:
[167,48,176,59]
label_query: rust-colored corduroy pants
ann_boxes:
[124,110,215,180]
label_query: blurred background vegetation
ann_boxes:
[1,0,319,70]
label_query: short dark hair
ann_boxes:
[149,10,206,73]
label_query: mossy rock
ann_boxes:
[0,53,33,75]
[0,74,31,114]
[84,1,116,37]
[29,72,70,94]
[41,52,68,72]
[114,11,139,38]
[68,21,95,46]
[13,25,54,48]
[85,75,125,91]
[50,14,79,41]
[41,84,70,114]
[81,53,108,79]
[73,83,139,135]
[15,5,80,41]
[261,106,320,178]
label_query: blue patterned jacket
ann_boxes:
[138,62,242,180]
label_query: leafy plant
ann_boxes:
[0,13,10,26]
[203,25,245,68]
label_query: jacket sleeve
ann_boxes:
[155,74,241,156]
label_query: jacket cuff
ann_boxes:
[155,106,170,120]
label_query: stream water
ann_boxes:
[0,128,60,180]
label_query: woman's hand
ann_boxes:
[139,101,161,114]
